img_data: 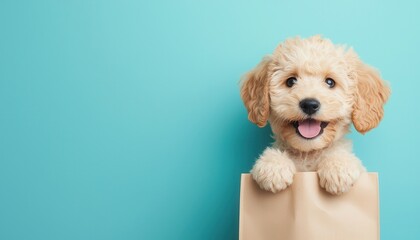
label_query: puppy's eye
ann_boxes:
[286,77,297,87]
[325,78,335,88]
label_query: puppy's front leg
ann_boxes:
[317,148,366,195]
[251,147,296,193]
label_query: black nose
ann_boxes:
[299,98,320,115]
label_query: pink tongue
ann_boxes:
[298,119,321,138]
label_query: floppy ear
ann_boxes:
[240,56,272,127]
[351,59,391,134]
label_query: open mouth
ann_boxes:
[292,119,329,140]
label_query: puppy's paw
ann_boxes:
[251,148,296,193]
[318,165,361,195]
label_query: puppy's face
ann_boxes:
[269,38,355,151]
[241,36,390,152]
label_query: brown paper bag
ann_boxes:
[239,172,379,240]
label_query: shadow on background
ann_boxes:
[214,108,273,239]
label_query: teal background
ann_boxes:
[0,0,418,239]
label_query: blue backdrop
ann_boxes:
[0,0,418,239]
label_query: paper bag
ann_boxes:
[239,172,379,240]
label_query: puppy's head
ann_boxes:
[241,36,390,152]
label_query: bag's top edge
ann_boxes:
[241,172,378,176]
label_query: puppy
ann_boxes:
[240,35,390,195]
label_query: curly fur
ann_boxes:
[240,35,390,195]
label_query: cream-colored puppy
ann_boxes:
[240,35,390,195]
